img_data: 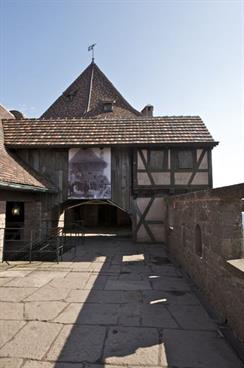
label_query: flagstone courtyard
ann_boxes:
[0,238,243,368]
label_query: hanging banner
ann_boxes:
[68,147,111,199]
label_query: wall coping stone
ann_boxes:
[226,259,244,279]
[168,183,244,202]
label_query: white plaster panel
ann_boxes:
[191,172,209,185]
[142,149,148,163]
[137,172,151,185]
[137,151,145,169]
[136,198,151,214]
[197,149,203,161]
[136,214,140,224]
[175,172,192,185]
[199,153,208,169]
[151,172,171,185]
[146,198,166,221]
[137,224,151,242]
[168,149,171,169]
[148,224,166,242]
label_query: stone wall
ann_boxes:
[0,201,6,261]
[167,183,244,342]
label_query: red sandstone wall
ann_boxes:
[167,183,244,342]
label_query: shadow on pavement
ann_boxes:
[50,237,243,368]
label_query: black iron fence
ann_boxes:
[0,223,85,263]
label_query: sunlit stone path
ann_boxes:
[0,238,243,368]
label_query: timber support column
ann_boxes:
[0,201,6,262]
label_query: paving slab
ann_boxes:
[0,287,37,302]
[66,289,122,304]
[117,272,145,281]
[149,264,182,277]
[47,325,106,362]
[23,361,84,368]
[105,279,151,291]
[51,262,74,269]
[6,271,67,288]
[141,303,178,328]
[162,329,244,367]
[142,289,200,305]
[0,278,13,286]
[85,365,162,368]
[150,275,191,291]
[0,302,23,320]
[168,304,217,330]
[0,320,25,348]
[24,285,71,302]
[24,301,67,321]
[89,261,117,274]
[0,270,32,278]
[120,263,150,275]
[49,272,90,289]
[0,238,243,367]
[118,303,141,326]
[71,261,93,271]
[103,326,166,366]
[0,321,62,359]
[54,302,118,325]
[84,274,108,290]
[0,358,23,368]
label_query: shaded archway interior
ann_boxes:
[63,200,132,237]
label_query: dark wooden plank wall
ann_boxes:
[111,147,132,212]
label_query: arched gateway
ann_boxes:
[59,199,132,238]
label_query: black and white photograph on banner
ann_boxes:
[68,147,111,199]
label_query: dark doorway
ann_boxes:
[98,205,117,226]
[64,201,132,237]
[5,202,25,241]
[6,202,24,227]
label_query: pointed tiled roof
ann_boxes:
[0,105,57,192]
[41,62,141,119]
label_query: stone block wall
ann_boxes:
[0,201,6,261]
[167,183,244,341]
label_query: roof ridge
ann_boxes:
[85,62,95,113]
[3,115,203,123]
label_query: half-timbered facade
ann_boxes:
[0,61,218,250]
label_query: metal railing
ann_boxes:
[0,221,85,263]
[28,227,64,263]
[1,226,64,263]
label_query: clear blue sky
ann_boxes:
[0,0,243,188]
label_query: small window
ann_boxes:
[66,90,77,102]
[177,150,194,169]
[103,102,113,112]
[149,150,167,170]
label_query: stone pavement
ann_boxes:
[0,237,243,368]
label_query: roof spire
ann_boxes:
[88,43,96,63]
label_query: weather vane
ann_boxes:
[88,43,96,63]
